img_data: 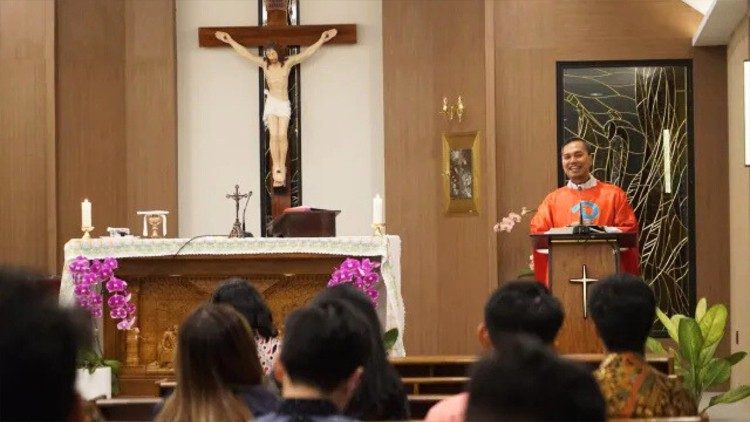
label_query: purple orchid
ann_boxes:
[327,257,382,306]
[70,257,136,331]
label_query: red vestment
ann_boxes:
[529,180,640,285]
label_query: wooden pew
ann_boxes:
[95,397,162,421]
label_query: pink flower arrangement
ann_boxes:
[69,256,137,330]
[493,207,534,233]
[327,257,381,305]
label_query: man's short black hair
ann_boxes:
[281,300,371,393]
[466,335,606,421]
[561,137,591,154]
[0,267,88,421]
[484,280,564,345]
[588,273,656,353]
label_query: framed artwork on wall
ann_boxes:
[442,131,481,215]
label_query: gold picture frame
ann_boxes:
[442,131,481,215]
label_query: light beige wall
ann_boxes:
[727,14,750,388]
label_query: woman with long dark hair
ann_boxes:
[155,304,278,421]
[211,278,281,375]
[312,285,410,420]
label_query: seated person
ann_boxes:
[466,335,606,421]
[313,285,410,420]
[155,304,279,421]
[588,273,697,418]
[0,267,89,421]
[425,280,565,422]
[211,278,281,375]
[258,301,370,422]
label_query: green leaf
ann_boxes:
[678,318,704,398]
[383,328,399,352]
[706,386,750,410]
[646,337,666,354]
[103,359,122,375]
[695,298,707,322]
[699,304,727,348]
[679,318,704,365]
[699,358,731,388]
[699,342,720,367]
[727,351,747,366]
[517,267,535,278]
[656,307,679,341]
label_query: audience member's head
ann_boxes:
[481,280,564,348]
[312,285,409,420]
[211,277,278,339]
[466,335,606,421]
[0,267,88,421]
[280,300,371,410]
[589,273,656,354]
[156,303,264,421]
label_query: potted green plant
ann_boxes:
[646,298,750,415]
[70,256,137,399]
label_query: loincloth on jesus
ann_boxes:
[262,91,291,127]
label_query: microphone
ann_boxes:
[573,185,591,235]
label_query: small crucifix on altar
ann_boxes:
[199,0,357,234]
[226,185,250,238]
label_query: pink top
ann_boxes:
[424,392,468,422]
[255,334,280,375]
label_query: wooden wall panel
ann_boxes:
[56,0,127,262]
[124,0,177,233]
[727,15,750,386]
[384,0,496,354]
[0,0,56,273]
[56,0,177,266]
[493,0,729,356]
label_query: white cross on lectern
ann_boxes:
[569,264,598,319]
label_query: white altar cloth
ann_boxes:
[60,235,405,356]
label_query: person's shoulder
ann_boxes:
[424,392,469,422]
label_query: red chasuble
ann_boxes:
[529,180,640,285]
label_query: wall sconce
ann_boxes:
[744,60,750,166]
[439,96,466,123]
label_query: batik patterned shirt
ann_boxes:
[595,352,696,418]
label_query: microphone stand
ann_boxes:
[573,184,592,235]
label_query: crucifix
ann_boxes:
[226,184,250,238]
[569,264,599,318]
[199,0,357,235]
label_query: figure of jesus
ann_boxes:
[215,29,338,187]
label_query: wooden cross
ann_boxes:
[198,1,357,233]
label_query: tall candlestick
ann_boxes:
[373,194,384,225]
[81,199,92,228]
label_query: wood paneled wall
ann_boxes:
[56,0,177,266]
[0,0,176,273]
[0,0,56,272]
[384,0,497,354]
[385,0,730,355]
[493,0,729,356]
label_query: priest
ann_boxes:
[529,138,640,283]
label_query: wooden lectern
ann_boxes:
[268,209,341,237]
[531,232,637,354]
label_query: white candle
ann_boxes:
[373,194,384,225]
[81,199,92,228]
[162,215,167,237]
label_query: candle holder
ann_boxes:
[372,223,386,236]
[81,226,94,239]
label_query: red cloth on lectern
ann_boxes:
[529,181,640,285]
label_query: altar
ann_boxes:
[60,236,404,396]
